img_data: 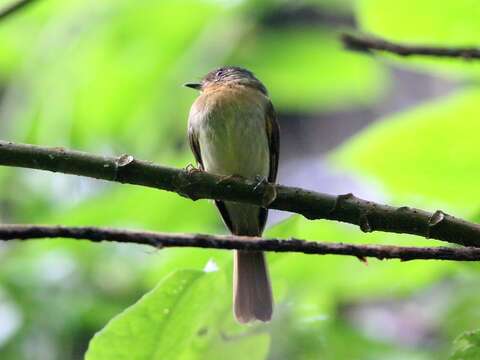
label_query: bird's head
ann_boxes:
[184,66,267,95]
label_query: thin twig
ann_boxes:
[0,0,38,22]
[0,140,479,248]
[2,224,480,261]
[341,33,480,59]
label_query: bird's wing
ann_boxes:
[265,101,280,183]
[188,122,204,170]
[257,100,280,233]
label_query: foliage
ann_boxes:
[332,89,480,215]
[450,330,480,360]
[357,0,480,76]
[86,270,222,360]
[0,0,479,359]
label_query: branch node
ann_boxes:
[109,154,135,181]
[330,193,355,214]
[426,210,447,238]
[172,171,201,201]
[359,213,373,233]
[357,256,369,265]
[429,210,446,227]
[260,183,277,207]
[116,154,134,167]
[339,192,354,200]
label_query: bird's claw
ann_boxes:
[253,176,268,191]
[185,163,202,175]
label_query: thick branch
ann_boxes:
[3,224,480,261]
[0,0,38,21]
[0,141,479,248]
[342,33,480,59]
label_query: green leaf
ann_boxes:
[331,89,480,215]
[85,269,222,360]
[200,333,270,360]
[450,330,480,359]
[356,0,480,77]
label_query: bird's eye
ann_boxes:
[216,70,225,78]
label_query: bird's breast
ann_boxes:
[189,87,270,179]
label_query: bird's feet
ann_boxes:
[254,175,277,206]
[253,175,268,191]
[185,163,202,175]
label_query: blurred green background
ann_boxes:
[0,0,479,359]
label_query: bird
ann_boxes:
[185,66,279,323]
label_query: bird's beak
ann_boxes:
[184,82,202,90]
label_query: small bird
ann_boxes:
[185,66,279,323]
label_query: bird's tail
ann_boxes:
[233,250,273,323]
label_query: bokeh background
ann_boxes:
[0,0,479,359]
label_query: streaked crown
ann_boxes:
[186,66,268,95]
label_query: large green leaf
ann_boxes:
[184,332,270,360]
[85,269,222,360]
[331,89,480,216]
[356,0,480,76]
[450,330,480,360]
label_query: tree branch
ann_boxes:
[0,140,479,248]
[0,0,38,22]
[3,224,480,261]
[341,33,480,59]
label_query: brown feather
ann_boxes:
[258,100,280,232]
[234,251,272,323]
[265,101,280,183]
[188,123,203,170]
[214,200,235,234]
